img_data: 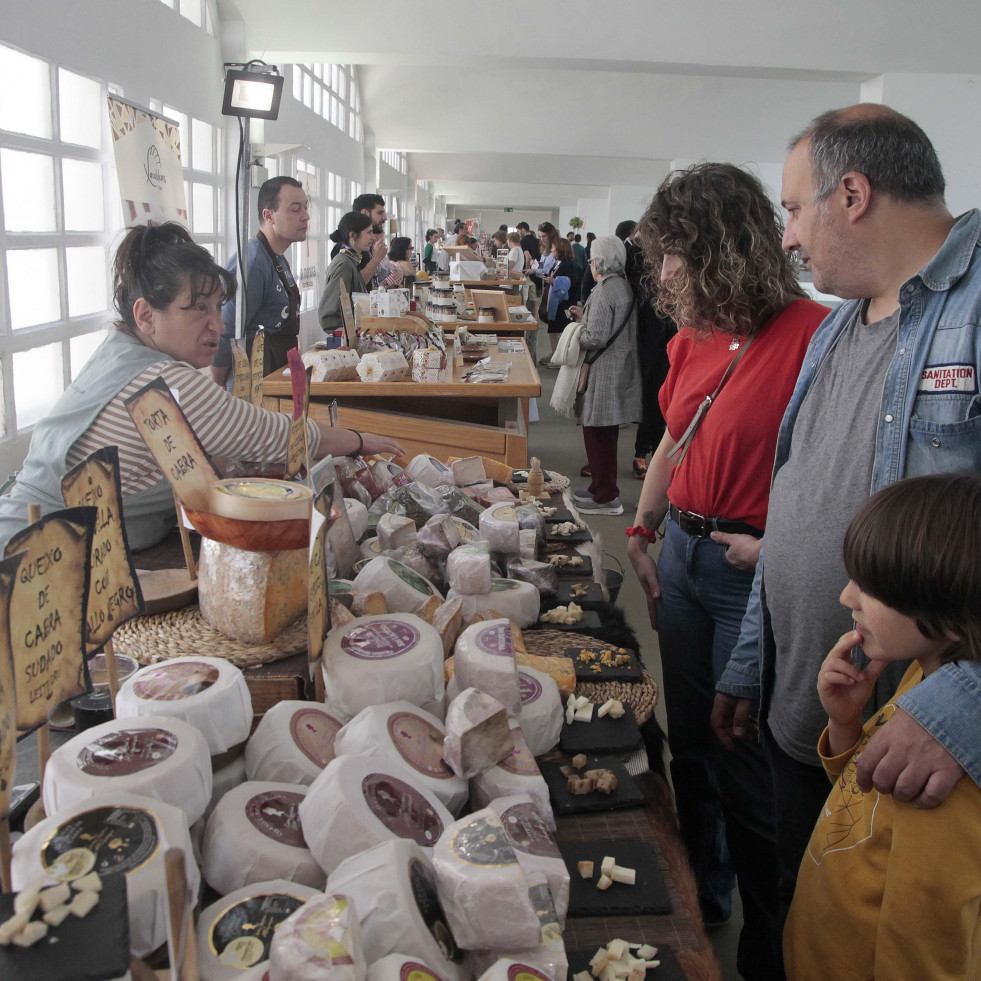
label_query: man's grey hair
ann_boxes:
[790,105,945,205]
[590,235,626,276]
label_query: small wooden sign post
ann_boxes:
[308,483,334,701]
[250,329,266,407]
[0,551,26,890]
[285,349,312,482]
[339,281,358,348]
[164,847,199,981]
[230,338,252,401]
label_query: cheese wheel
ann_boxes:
[43,715,212,825]
[475,961,551,981]
[453,619,521,716]
[360,537,384,560]
[269,893,366,981]
[299,755,453,874]
[443,688,513,779]
[446,579,540,629]
[197,879,320,981]
[203,782,326,894]
[115,656,253,756]
[405,455,454,489]
[515,667,562,757]
[367,953,447,981]
[324,839,463,981]
[333,702,468,814]
[478,503,520,553]
[344,498,370,541]
[322,614,445,722]
[472,954,560,981]
[416,514,464,561]
[352,557,441,614]
[469,726,553,831]
[11,791,199,957]
[245,701,344,785]
[204,750,248,823]
[446,544,492,595]
[432,808,540,950]
[377,513,417,552]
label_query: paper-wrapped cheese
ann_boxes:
[377,513,417,551]
[368,953,447,981]
[352,557,440,614]
[197,879,320,981]
[446,543,492,595]
[303,347,360,382]
[469,726,553,831]
[345,498,370,541]
[333,702,468,814]
[11,791,199,958]
[447,579,540,629]
[325,839,463,981]
[433,809,540,950]
[475,961,551,981]
[515,667,562,757]
[204,750,248,824]
[518,530,537,561]
[357,349,409,382]
[115,656,253,756]
[323,614,445,722]
[416,514,464,561]
[269,893,366,981]
[43,715,212,825]
[453,618,521,716]
[299,755,452,874]
[443,689,514,779]
[478,503,520,553]
[360,537,384,560]
[406,455,454,489]
[203,782,326,894]
[245,701,344,785]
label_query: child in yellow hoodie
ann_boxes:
[784,473,981,980]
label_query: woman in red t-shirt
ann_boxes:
[626,163,828,980]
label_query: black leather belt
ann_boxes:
[669,503,763,539]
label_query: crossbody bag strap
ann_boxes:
[584,281,635,365]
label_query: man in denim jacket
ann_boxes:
[711,104,981,917]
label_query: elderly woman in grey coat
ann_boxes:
[569,235,641,515]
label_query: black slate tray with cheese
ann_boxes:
[541,507,575,524]
[540,756,644,814]
[537,608,603,632]
[545,525,592,545]
[567,944,683,981]
[565,644,643,682]
[560,700,641,754]
[548,554,593,579]
[560,839,672,916]
[540,581,606,611]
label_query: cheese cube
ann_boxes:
[376,512,417,551]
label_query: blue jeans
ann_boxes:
[657,514,783,980]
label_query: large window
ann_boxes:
[156,0,216,35]
[380,150,406,175]
[294,157,320,312]
[291,64,363,142]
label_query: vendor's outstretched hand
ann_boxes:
[362,433,406,457]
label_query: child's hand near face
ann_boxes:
[818,629,890,756]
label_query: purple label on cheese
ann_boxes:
[518,671,542,704]
[341,620,421,660]
[133,661,219,701]
[245,790,306,847]
[77,728,177,776]
[387,712,454,779]
[498,730,539,776]
[500,801,560,858]
[290,707,342,767]
[362,773,444,845]
[474,621,514,657]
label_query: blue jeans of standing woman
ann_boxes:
[657,513,783,980]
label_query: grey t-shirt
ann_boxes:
[764,303,904,766]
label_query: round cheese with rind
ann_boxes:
[43,715,212,825]
[446,545,492,595]
[322,614,445,722]
[204,750,248,823]
[197,879,320,981]
[353,557,441,614]
[203,781,326,894]
[515,667,562,757]
[478,503,520,553]
[367,953,447,981]
[11,790,199,958]
[453,619,521,716]
[345,498,370,541]
[269,893,366,981]
[299,755,453,874]
[333,702,468,814]
[472,955,558,981]
[446,580,540,629]
[245,701,344,785]
[115,656,253,756]
[405,455,455,489]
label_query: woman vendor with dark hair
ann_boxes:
[319,211,373,334]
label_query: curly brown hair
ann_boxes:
[636,163,804,338]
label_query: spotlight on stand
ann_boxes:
[221,63,284,120]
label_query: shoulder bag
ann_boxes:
[576,283,636,394]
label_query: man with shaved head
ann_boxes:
[712,104,981,918]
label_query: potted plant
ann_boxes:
[569,216,584,231]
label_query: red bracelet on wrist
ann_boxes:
[625,525,658,543]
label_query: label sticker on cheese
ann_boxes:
[451,519,476,542]
[474,621,514,657]
[493,506,517,522]
[499,801,560,858]
[361,773,444,845]
[210,892,307,968]
[42,804,160,880]
[291,707,343,767]
[245,790,306,847]
[390,560,434,595]
[518,672,543,705]
[491,579,520,592]
[341,619,421,660]
[132,661,219,701]
[498,735,538,777]
[450,815,517,868]
[387,712,454,779]
[77,727,178,776]
[401,963,442,981]
[508,963,550,981]
[407,858,458,962]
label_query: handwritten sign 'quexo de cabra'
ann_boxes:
[62,446,145,651]
[286,349,311,481]
[307,483,334,680]
[0,552,26,818]
[4,508,96,733]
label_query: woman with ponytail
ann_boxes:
[318,211,373,334]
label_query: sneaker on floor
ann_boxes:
[576,496,624,516]
[572,488,593,503]
[632,456,648,479]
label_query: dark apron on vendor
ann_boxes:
[249,231,301,374]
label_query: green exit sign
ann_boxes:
[504,207,514,212]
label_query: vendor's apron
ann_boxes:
[249,231,301,374]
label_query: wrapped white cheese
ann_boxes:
[412,347,446,383]
[325,839,464,981]
[377,513,417,551]
[299,755,452,874]
[475,961,551,981]
[479,503,520,553]
[453,619,521,715]
[303,347,360,382]
[323,614,445,722]
[405,454,455,489]
[269,893,366,981]
[345,498,370,541]
[432,808,540,950]
[352,557,440,614]
[245,701,344,785]
[197,879,320,981]
[368,953,448,981]
[360,537,384,561]
[519,530,537,560]
[203,781,326,894]
[357,349,410,382]
[516,667,562,756]
[416,514,473,562]
[446,543,492,595]
[333,702,468,814]
[469,726,553,831]
[115,656,253,756]
[11,790,199,958]
[443,688,514,779]
[446,579,540,628]
[204,750,248,824]
[43,715,212,825]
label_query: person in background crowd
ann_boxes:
[585,230,596,258]
[567,235,641,516]
[319,211,372,335]
[566,231,575,241]
[422,228,439,273]
[517,220,541,263]
[445,221,466,246]
[712,103,981,931]
[571,233,588,281]
[629,162,828,980]
[580,220,634,308]
[381,237,416,289]
[0,222,404,551]
[541,236,577,364]
[211,176,307,386]
[506,231,525,274]
[530,222,559,363]
[328,192,388,288]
